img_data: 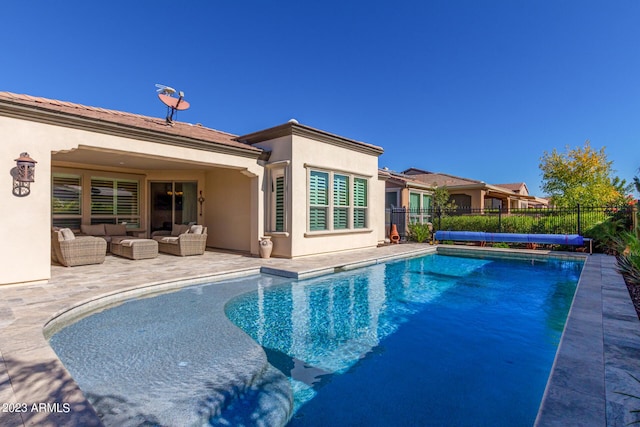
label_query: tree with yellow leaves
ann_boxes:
[539,140,631,207]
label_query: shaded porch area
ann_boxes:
[52,146,259,256]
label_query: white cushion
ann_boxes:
[189,225,204,235]
[161,237,180,244]
[60,228,75,241]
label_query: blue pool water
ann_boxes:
[49,253,583,426]
[225,254,583,426]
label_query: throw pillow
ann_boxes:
[171,224,190,236]
[60,228,75,241]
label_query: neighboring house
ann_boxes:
[382,168,433,224]
[401,168,542,211]
[1,92,385,286]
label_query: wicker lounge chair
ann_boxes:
[52,229,107,267]
[152,225,208,256]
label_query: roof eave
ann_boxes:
[0,99,262,159]
[237,122,384,157]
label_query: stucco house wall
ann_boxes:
[243,123,384,258]
[205,168,255,253]
[1,93,386,285]
[0,100,263,285]
[290,133,383,257]
[3,116,52,285]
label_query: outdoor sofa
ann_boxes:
[151,224,208,256]
[80,223,131,252]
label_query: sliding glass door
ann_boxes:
[150,182,198,232]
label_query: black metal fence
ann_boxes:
[388,204,636,241]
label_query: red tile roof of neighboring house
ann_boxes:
[402,168,483,187]
[382,168,435,189]
[0,92,261,153]
[402,167,435,175]
[494,182,524,190]
[493,182,529,194]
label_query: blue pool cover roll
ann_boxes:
[434,231,584,246]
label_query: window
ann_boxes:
[91,177,140,227]
[353,177,367,229]
[308,168,368,232]
[333,174,349,229]
[266,162,289,234]
[309,171,329,231]
[52,171,142,230]
[409,191,432,224]
[275,176,285,232]
[52,174,82,229]
[150,181,197,232]
[385,190,399,209]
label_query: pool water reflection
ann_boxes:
[225,254,583,426]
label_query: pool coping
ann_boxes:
[0,244,638,426]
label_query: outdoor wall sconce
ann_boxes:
[198,190,205,216]
[12,152,37,197]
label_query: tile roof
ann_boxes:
[493,182,528,194]
[382,169,435,188]
[0,92,261,153]
[493,182,525,190]
[403,170,483,187]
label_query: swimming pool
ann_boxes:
[226,253,583,426]
[49,253,583,426]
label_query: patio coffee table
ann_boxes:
[111,238,158,260]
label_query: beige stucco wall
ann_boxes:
[449,189,486,210]
[1,111,384,283]
[204,168,256,254]
[259,136,292,258]
[289,134,382,257]
[2,117,52,285]
[0,114,262,285]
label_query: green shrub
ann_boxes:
[610,231,640,286]
[434,212,615,236]
[408,223,432,243]
[583,219,625,254]
[491,242,510,248]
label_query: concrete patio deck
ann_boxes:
[0,244,638,426]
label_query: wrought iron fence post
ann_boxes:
[577,203,581,235]
[633,201,639,237]
[498,209,502,233]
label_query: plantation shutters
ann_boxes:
[90,177,140,227]
[52,174,82,229]
[333,174,349,229]
[275,176,285,232]
[353,178,367,229]
[423,194,431,210]
[308,169,368,232]
[410,192,420,209]
[409,192,422,224]
[309,171,329,230]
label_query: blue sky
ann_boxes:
[3,1,639,196]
